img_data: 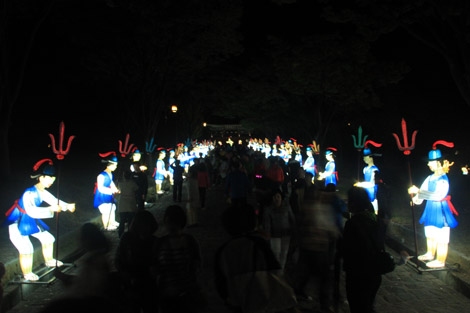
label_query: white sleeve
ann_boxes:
[23,190,55,219]
[97,174,113,195]
[418,177,448,201]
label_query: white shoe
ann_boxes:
[426,260,445,268]
[45,259,63,267]
[24,272,39,281]
[418,253,434,261]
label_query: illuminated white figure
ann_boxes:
[355,142,382,214]
[408,141,457,268]
[155,149,168,194]
[318,149,337,186]
[303,147,316,182]
[94,153,120,231]
[4,159,75,281]
[168,149,176,186]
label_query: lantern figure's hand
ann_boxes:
[412,196,423,205]
[67,204,76,213]
[50,204,62,213]
[408,186,419,195]
[462,166,469,175]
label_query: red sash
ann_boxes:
[441,195,458,216]
[5,200,26,216]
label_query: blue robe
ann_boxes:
[303,156,316,177]
[4,187,50,236]
[419,174,458,229]
[324,161,337,185]
[94,171,114,208]
[363,165,379,202]
[155,159,166,181]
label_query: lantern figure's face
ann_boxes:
[326,153,334,162]
[133,153,141,162]
[108,162,118,171]
[307,150,313,157]
[39,175,56,188]
[427,160,440,172]
[363,155,373,166]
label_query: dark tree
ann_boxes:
[321,0,470,109]
[0,0,56,178]
[80,0,243,145]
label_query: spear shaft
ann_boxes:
[55,161,61,267]
[406,157,419,266]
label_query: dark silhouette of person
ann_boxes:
[54,223,117,304]
[225,159,251,207]
[117,170,139,238]
[342,187,382,313]
[115,210,159,313]
[214,203,297,313]
[170,160,185,202]
[197,162,210,209]
[151,205,206,313]
[131,161,148,210]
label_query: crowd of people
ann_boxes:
[31,141,394,313]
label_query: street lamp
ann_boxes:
[203,122,207,127]
[171,105,178,143]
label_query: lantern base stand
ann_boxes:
[406,258,456,274]
[10,262,75,286]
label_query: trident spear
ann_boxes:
[108,133,136,230]
[392,118,418,265]
[48,121,75,267]
[352,126,368,181]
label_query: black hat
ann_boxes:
[99,151,118,164]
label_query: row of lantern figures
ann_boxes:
[2,118,463,282]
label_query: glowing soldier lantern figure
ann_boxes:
[319,148,338,186]
[408,141,458,268]
[94,152,120,231]
[167,149,176,186]
[303,146,316,183]
[132,149,142,163]
[154,148,168,194]
[4,160,75,281]
[355,140,382,214]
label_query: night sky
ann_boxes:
[7,0,470,168]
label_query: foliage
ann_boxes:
[320,0,470,108]
[0,0,56,178]
[212,0,408,145]
[79,0,244,144]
